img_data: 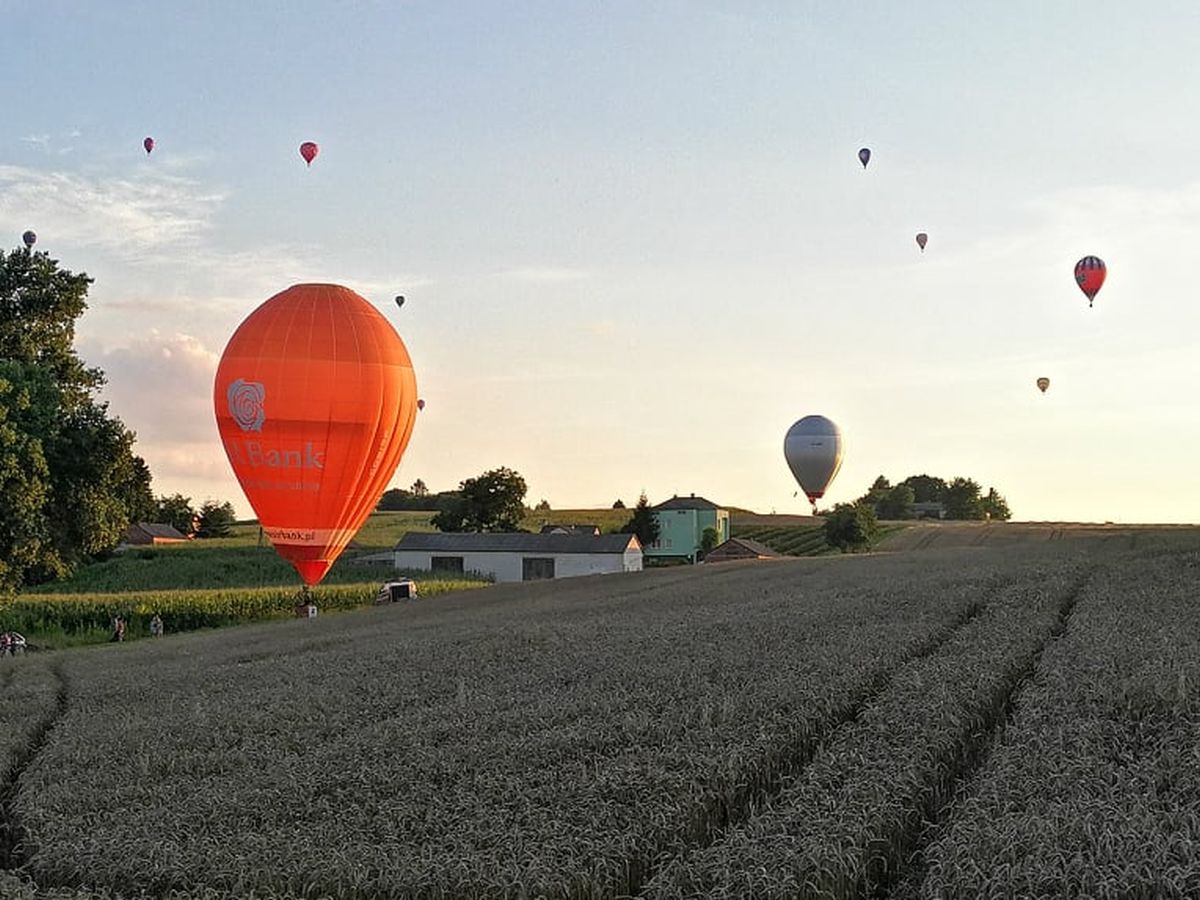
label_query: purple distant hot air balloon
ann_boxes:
[858,147,871,169]
[144,137,155,155]
[22,230,36,250]
[916,232,928,252]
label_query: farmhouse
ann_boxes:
[647,494,730,563]
[123,523,188,545]
[392,532,643,582]
[703,537,783,564]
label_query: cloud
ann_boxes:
[0,164,224,263]
[84,331,219,445]
[497,266,591,283]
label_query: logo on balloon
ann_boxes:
[227,379,266,433]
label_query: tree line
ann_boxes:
[0,247,240,591]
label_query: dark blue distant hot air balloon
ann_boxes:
[858,148,871,168]
[22,231,36,250]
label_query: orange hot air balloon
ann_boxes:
[214,284,418,585]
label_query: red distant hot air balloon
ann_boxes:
[1074,256,1106,307]
[299,142,319,167]
[143,137,155,155]
[214,284,419,586]
[417,398,425,411]
[915,232,928,252]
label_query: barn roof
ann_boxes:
[134,523,188,540]
[654,495,722,511]
[394,532,640,554]
[705,537,783,561]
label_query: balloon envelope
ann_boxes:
[1037,377,1050,393]
[1074,256,1106,306]
[784,416,844,508]
[858,148,871,168]
[214,284,418,585]
[143,137,155,154]
[916,232,928,251]
[299,141,319,166]
[21,231,36,249]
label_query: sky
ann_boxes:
[3,1,1199,523]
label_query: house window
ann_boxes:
[431,555,464,573]
[522,557,555,581]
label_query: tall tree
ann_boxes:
[859,475,892,509]
[410,478,429,498]
[900,474,947,504]
[155,494,197,536]
[877,483,915,520]
[943,477,985,520]
[981,487,1012,521]
[0,247,153,588]
[621,493,660,548]
[432,467,527,532]
[196,500,237,538]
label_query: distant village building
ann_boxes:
[703,537,783,564]
[392,532,642,583]
[123,523,188,546]
[647,495,731,563]
[912,502,947,520]
[538,524,601,536]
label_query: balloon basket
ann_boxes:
[294,603,318,619]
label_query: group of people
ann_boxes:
[110,614,165,642]
[0,632,24,656]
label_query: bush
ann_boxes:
[823,502,879,553]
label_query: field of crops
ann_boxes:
[0,532,1195,897]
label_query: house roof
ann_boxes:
[394,532,641,554]
[538,524,601,535]
[654,494,722,511]
[134,523,187,540]
[717,537,782,558]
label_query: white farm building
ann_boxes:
[392,532,643,582]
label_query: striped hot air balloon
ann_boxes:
[1074,256,1106,307]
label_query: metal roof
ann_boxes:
[134,523,188,540]
[394,532,640,554]
[654,495,722,511]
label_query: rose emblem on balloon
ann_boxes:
[227,379,265,432]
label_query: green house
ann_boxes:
[647,495,730,562]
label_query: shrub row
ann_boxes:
[1,578,485,641]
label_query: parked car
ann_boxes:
[375,579,418,604]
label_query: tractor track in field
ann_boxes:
[0,662,69,876]
[880,571,1091,899]
[621,593,993,898]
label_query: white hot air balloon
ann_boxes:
[784,415,844,512]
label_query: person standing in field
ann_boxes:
[112,616,126,643]
[150,614,164,637]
